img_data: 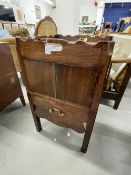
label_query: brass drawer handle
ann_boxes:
[49,108,65,117]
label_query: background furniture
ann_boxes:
[35,16,57,37]
[0,43,25,111]
[76,34,131,110]
[0,21,35,36]
[103,62,131,109]
[0,21,27,30]
[102,22,112,29]
[59,34,130,110]
[0,22,33,73]
[17,38,112,153]
[84,34,131,109]
[79,25,97,35]
[103,34,131,109]
[36,35,112,43]
[32,34,131,110]
[0,37,21,73]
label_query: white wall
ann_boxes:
[52,0,80,35]
[80,0,98,23]
[100,0,131,3]
[0,0,54,24]
[19,0,54,24]
[40,1,54,20]
[52,0,98,35]
[0,0,25,24]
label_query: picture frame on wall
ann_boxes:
[10,0,19,5]
[82,16,88,25]
[35,5,42,20]
[10,0,16,4]
[16,9,23,21]
[0,23,3,29]
[14,7,25,24]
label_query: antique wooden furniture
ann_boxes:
[0,22,30,73]
[0,37,21,72]
[82,35,130,110]
[0,42,26,111]
[35,35,112,43]
[58,35,130,110]
[35,34,130,110]
[57,35,112,42]
[17,38,112,153]
[86,35,131,110]
[79,25,97,35]
[0,21,27,30]
[35,16,57,37]
[103,35,131,109]
[48,35,130,110]
[103,62,131,109]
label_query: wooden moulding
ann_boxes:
[16,37,112,68]
[35,35,113,42]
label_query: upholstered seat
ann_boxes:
[105,63,128,91]
[103,35,131,109]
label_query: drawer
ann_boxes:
[31,93,89,133]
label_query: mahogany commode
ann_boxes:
[17,38,112,153]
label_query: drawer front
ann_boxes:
[31,94,89,133]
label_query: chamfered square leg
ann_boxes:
[20,95,26,106]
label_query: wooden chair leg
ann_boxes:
[30,105,42,132]
[27,93,42,132]
[113,63,131,110]
[81,112,96,153]
[33,115,42,132]
[31,108,42,132]
[20,95,26,106]
[113,98,121,110]
[81,131,91,153]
